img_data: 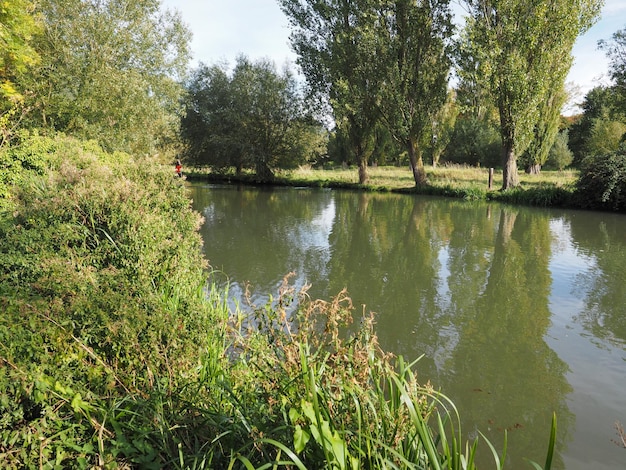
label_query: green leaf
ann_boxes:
[293,424,310,454]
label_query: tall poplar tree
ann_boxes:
[376,0,453,185]
[279,0,382,184]
[464,0,602,189]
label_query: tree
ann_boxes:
[546,130,573,171]
[587,119,626,156]
[279,0,382,184]
[463,0,602,189]
[0,0,41,147]
[0,0,40,105]
[181,57,317,181]
[568,86,625,164]
[376,0,454,185]
[443,115,501,167]
[599,26,626,99]
[24,0,191,155]
[181,63,240,171]
[576,148,626,211]
[521,85,568,174]
[424,89,458,167]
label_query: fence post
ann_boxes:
[488,168,494,190]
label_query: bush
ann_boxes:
[575,148,626,211]
[0,134,225,467]
[0,130,55,203]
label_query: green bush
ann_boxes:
[575,148,626,211]
[0,134,225,467]
[0,130,55,203]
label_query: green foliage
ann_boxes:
[443,116,501,168]
[181,57,318,181]
[425,90,459,167]
[0,130,53,204]
[374,0,454,186]
[0,133,224,467]
[568,86,626,164]
[23,0,191,155]
[576,148,626,211]
[464,0,602,189]
[546,130,574,171]
[0,0,40,106]
[279,0,385,184]
[587,119,626,156]
[520,86,568,174]
[599,26,626,105]
[217,278,495,469]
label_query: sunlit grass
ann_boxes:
[279,164,578,191]
[193,164,578,197]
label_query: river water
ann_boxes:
[189,182,626,469]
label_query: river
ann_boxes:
[189,182,626,469]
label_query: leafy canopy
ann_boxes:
[24,0,191,155]
[463,0,602,188]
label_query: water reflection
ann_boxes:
[188,183,626,470]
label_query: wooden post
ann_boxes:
[488,168,494,190]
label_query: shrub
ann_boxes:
[0,134,225,467]
[575,148,626,211]
[0,130,55,203]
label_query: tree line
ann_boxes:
[1,0,625,193]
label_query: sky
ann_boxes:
[162,0,626,112]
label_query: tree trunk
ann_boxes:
[408,139,427,186]
[525,163,541,175]
[255,158,274,182]
[357,143,368,184]
[501,142,519,190]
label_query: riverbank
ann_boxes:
[186,165,580,209]
[0,135,555,468]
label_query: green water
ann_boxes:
[189,182,626,469]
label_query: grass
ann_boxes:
[188,164,579,207]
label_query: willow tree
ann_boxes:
[279,0,382,184]
[25,0,191,155]
[464,0,603,189]
[181,57,316,181]
[376,0,453,185]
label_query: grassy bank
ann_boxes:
[188,165,579,208]
[1,136,556,468]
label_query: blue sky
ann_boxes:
[163,0,626,111]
